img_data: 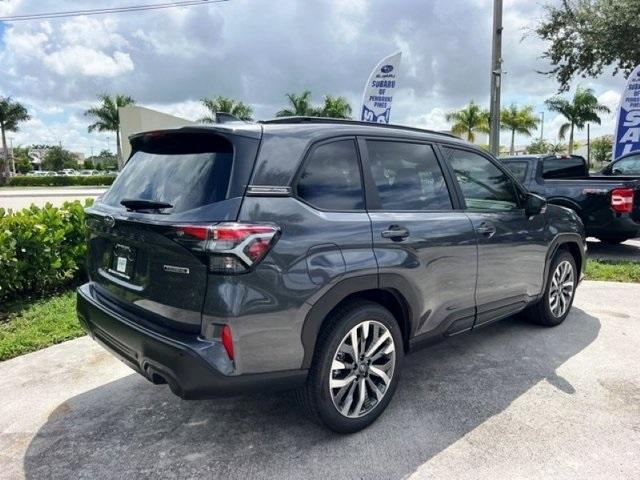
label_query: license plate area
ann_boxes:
[109,244,136,280]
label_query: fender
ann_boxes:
[545,197,583,216]
[299,274,418,369]
[542,233,586,295]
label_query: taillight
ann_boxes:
[171,223,279,274]
[221,325,234,360]
[611,188,634,214]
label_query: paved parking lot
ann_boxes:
[1,280,639,480]
[587,237,640,262]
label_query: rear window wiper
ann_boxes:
[120,198,173,211]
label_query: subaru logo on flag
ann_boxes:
[360,52,401,125]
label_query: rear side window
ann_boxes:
[367,140,452,210]
[503,161,528,182]
[296,139,364,210]
[542,156,586,179]
[101,134,233,214]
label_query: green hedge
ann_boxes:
[0,200,92,302]
[7,176,115,187]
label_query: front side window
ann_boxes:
[445,148,519,211]
[367,140,452,210]
[613,155,640,174]
[296,139,364,210]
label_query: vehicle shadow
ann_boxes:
[587,238,640,262]
[24,308,600,480]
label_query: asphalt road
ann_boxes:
[587,237,640,262]
[1,280,638,479]
[0,187,107,210]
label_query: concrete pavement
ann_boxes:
[0,187,107,210]
[0,280,639,479]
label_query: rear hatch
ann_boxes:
[85,127,261,333]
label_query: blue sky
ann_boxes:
[0,0,628,155]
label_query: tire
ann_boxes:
[597,236,629,245]
[525,250,577,327]
[297,301,403,433]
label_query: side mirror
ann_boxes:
[525,193,547,217]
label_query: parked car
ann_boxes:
[78,169,100,176]
[501,154,640,244]
[601,151,640,176]
[77,119,586,433]
[57,169,77,176]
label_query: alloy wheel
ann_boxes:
[329,320,396,418]
[548,260,575,317]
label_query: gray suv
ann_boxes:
[77,118,586,432]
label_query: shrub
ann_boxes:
[0,200,93,302]
[7,176,115,187]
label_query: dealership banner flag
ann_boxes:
[613,64,640,159]
[360,52,402,124]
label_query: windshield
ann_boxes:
[101,148,233,214]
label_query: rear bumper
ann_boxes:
[587,214,640,239]
[76,283,307,399]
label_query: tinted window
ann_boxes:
[446,148,519,211]
[297,139,364,210]
[101,137,233,214]
[542,156,587,178]
[367,140,452,210]
[613,154,640,174]
[503,161,528,183]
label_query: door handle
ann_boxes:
[475,222,496,237]
[381,225,410,240]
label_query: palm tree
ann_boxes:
[545,87,610,155]
[445,101,490,143]
[275,90,321,117]
[85,94,136,170]
[0,97,30,176]
[320,95,352,119]
[200,96,253,122]
[501,104,539,155]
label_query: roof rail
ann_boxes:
[259,116,460,139]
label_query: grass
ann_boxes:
[0,290,84,361]
[586,259,640,283]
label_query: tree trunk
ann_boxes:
[568,124,575,155]
[1,123,9,177]
[510,129,515,155]
[116,130,123,171]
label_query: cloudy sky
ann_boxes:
[0,0,629,155]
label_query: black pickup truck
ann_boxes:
[501,154,640,244]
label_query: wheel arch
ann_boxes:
[544,233,585,286]
[300,277,414,369]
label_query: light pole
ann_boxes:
[489,0,503,156]
[539,111,545,141]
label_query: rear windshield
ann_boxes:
[542,156,586,179]
[100,134,233,214]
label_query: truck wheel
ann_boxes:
[597,236,629,245]
[525,250,577,327]
[297,301,403,433]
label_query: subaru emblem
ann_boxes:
[104,215,115,228]
[381,65,393,73]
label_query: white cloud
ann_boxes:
[44,47,134,77]
[0,0,632,154]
